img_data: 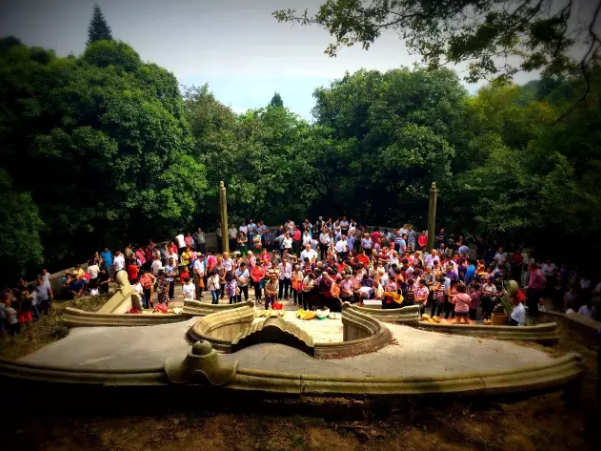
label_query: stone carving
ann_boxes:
[164,341,239,386]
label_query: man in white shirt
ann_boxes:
[175,232,186,252]
[193,256,206,299]
[335,235,348,258]
[424,250,440,267]
[151,255,163,277]
[300,244,317,263]
[493,247,506,264]
[510,301,526,326]
[223,253,234,274]
[113,250,125,273]
[278,259,292,299]
[228,224,238,251]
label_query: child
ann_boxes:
[264,274,279,309]
[133,277,146,309]
[469,284,481,321]
[182,277,196,301]
[452,283,471,324]
[225,273,237,305]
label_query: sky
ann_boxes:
[0,0,541,119]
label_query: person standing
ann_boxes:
[100,247,114,279]
[207,270,221,304]
[278,258,292,300]
[235,262,250,303]
[193,255,206,300]
[175,232,186,255]
[452,284,471,324]
[113,250,126,275]
[165,257,177,301]
[34,276,52,315]
[264,274,279,309]
[527,263,546,317]
[250,262,265,305]
[228,224,238,251]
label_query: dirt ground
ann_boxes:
[1,301,600,451]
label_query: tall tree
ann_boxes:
[87,3,113,45]
[269,92,284,107]
[274,0,601,87]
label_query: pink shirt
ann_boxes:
[528,269,546,290]
[453,293,471,313]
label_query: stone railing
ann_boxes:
[344,304,421,325]
[183,300,254,317]
[61,307,187,328]
[0,343,584,398]
[186,304,392,359]
[416,321,560,345]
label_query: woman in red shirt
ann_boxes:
[127,258,139,283]
[418,231,428,250]
[250,263,265,305]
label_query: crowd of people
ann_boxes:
[2,217,601,338]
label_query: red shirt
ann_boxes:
[127,264,139,282]
[371,231,381,242]
[357,254,369,267]
[250,266,265,283]
[418,235,427,247]
[293,229,301,241]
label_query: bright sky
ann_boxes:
[0,0,540,118]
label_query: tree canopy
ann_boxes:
[269,92,285,107]
[273,0,601,85]
[87,4,113,46]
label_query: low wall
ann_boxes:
[417,321,560,345]
[62,307,187,328]
[187,306,256,351]
[188,305,392,359]
[345,304,421,325]
[0,347,584,398]
[539,310,600,343]
[183,300,255,317]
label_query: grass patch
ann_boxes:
[0,294,110,360]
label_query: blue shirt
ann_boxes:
[100,251,113,268]
[458,245,469,255]
[465,265,476,285]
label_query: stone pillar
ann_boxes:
[219,181,229,253]
[427,182,437,252]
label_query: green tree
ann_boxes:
[0,169,45,282]
[0,38,205,269]
[274,0,601,84]
[269,92,284,107]
[87,3,113,46]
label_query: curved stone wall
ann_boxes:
[187,304,391,359]
[0,346,584,398]
[187,306,255,351]
[62,307,188,328]
[344,303,421,325]
[417,321,560,345]
[183,300,254,317]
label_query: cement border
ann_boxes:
[186,305,392,358]
[183,300,254,316]
[344,304,421,325]
[62,307,188,328]
[416,321,560,345]
[0,351,584,397]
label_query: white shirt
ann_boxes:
[425,254,440,267]
[335,240,348,253]
[193,259,205,276]
[542,263,558,277]
[88,264,99,279]
[224,258,234,272]
[302,233,312,245]
[133,282,143,295]
[176,234,186,248]
[182,283,196,300]
[239,225,248,235]
[278,262,292,279]
[320,233,331,245]
[282,237,293,249]
[151,259,163,276]
[228,227,238,239]
[511,303,526,326]
[577,305,593,318]
[339,220,349,230]
[300,249,317,262]
[113,254,125,271]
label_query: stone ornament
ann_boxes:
[164,341,239,386]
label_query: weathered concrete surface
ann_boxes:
[21,322,554,379]
[20,319,197,370]
[220,323,555,378]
